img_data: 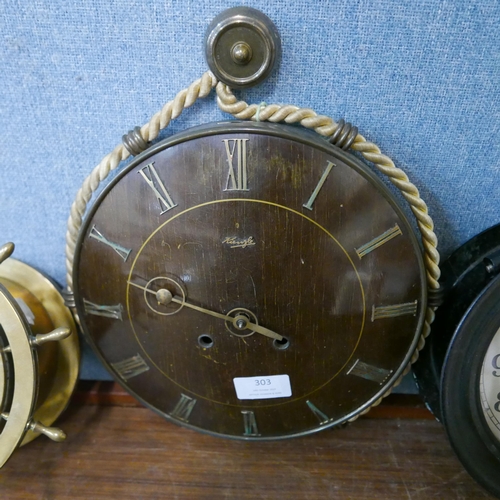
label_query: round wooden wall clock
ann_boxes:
[414,225,500,498]
[66,7,439,440]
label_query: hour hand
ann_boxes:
[127,279,283,341]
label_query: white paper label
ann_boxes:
[233,374,292,400]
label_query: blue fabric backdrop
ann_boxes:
[1,0,499,381]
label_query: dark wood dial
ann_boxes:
[74,122,426,439]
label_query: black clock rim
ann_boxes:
[441,273,500,498]
[413,223,500,420]
[73,120,427,439]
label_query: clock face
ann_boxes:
[480,326,500,441]
[74,122,426,439]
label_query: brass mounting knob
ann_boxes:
[205,7,281,89]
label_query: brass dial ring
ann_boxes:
[0,286,36,468]
[0,257,79,451]
[0,351,4,411]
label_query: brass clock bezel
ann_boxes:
[0,286,37,467]
[0,258,79,447]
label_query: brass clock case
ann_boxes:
[73,121,427,440]
[0,282,36,466]
[0,250,79,467]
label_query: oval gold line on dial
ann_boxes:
[125,199,366,408]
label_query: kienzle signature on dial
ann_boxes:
[222,236,256,249]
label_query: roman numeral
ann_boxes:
[170,394,197,422]
[347,359,392,384]
[306,400,331,425]
[355,224,402,258]
[83,299,123,320]
[303,161,335,210]
[371,300,418,321]
[223,139,249,191]
[241,410,260,436]
[111,354,150,380]
[139,162,177,214]
[88,225,132,262]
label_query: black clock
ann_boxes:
[414,224,500,498]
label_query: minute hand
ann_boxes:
[169,297,283,341]
[127,280,283,341]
